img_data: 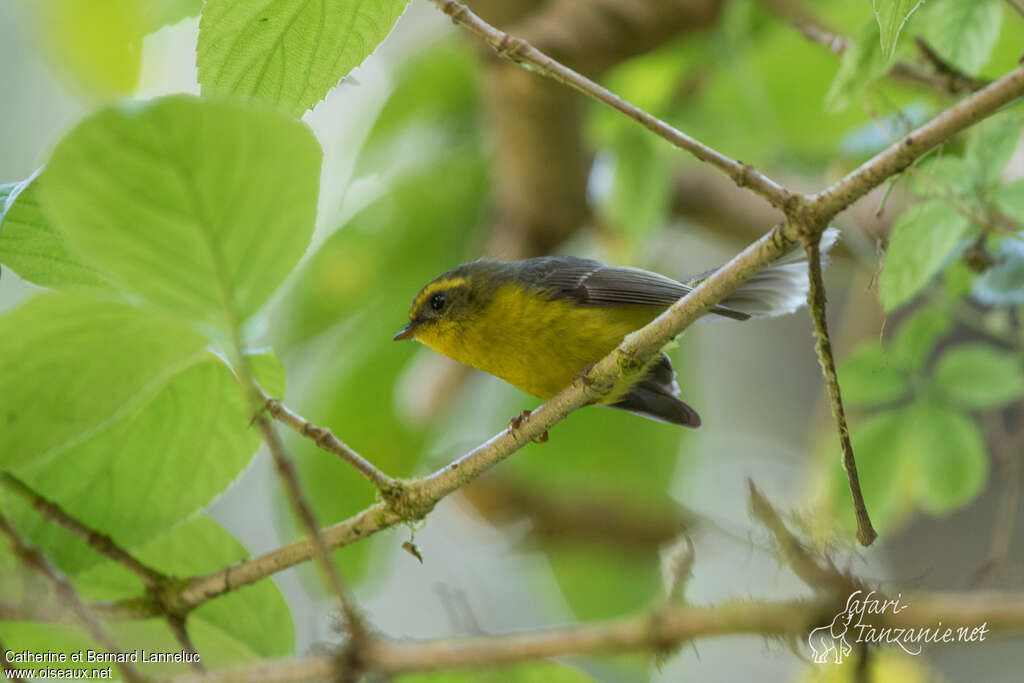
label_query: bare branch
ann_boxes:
[808,66,1024,218]
[432,0,800,213]
[802,238,876,546]
[259,389,400,493]
[0,515,144,683]
[255,415,367,671]
[160,592,1024,682]
[0,473,167,589]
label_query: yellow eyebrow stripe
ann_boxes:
[412,277,469,314]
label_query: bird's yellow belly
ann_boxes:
[416,284,662,399]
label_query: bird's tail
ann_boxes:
[692,228,840,320]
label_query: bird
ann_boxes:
[395,229,838,428]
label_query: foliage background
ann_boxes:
[1,0,1023,681]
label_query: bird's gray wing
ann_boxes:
[609,353,701,428]
[526,257,749,320]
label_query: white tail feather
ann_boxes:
[718,228,840,319]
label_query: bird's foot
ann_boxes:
[507,409,549,444]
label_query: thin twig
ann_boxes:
[0,473,167,589]
[432,0,799,213]
[258,388,399,492]
[168,616,204,672]
[914,37,991,94]
[803,237,877,545]
[0,639,19,676]
[0,515,144,683]
[1006,0,1024,20]
[255,416,367,675]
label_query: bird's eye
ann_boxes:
[430,293,447,311]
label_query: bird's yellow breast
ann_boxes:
[413,283,661,399]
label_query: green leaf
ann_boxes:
[919,0,1003,75]
[973,235,1024,306]
[825,19,889,113]
[0,293,206,471]
[249,348,287,398]
[910,401,988,514]
[909,154,972,198]
[838,343,908,407]
[892,305,951,373]
[995,178,1024,219]
[399,663,595,683]
[880,201,972,311]
[40,95,320,332]
[197,0,411,115]
[75,516,294,669]
[28,0,144,95]
[873,0,924,58]
[935,344,1024,408]
[0,172,107,288]
[0,294,265,573]
[965,112,1021,189]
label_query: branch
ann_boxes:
[0,473,166,589]
[160,592,1024,682]
[259,389,399,493]
[808,66,1024,218]
[433,0,800,213]
[168,616,204,673]
[803,238,876,546]
[0,515,144,683]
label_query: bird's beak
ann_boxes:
[393,321,419,341]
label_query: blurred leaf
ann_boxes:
[935,344,1024,408]
[143,0,202,33]
[0,172,107,289]
[995,178,1024,219]
[399,663,595,682]
[0,293,206,471]
[891,305,950,372]
[838,343,908,407]
[75,516,294,669]
[40,96,320,333]
[826,19,888,114]
[831,410,915,534]
[879,201,971,311]
[361,42,480,162]
[198,0,411,115]
[943,260,974,299]
[909,154,971,198]
[965,111,1020,189]
[0,295,265,573]
[804,649,937,683]
[29,0,144,96]
[546,544,659,622]
[910,400,988,514]
[0,623,98,677]
[918,0,1003,75]
[973,235,1024,306]
[602,128,673,246]
[873,0,924,58]
[248,348,287,398]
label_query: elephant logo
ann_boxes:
[808,594,858,664]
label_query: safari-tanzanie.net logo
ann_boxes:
[808,590,990,664]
